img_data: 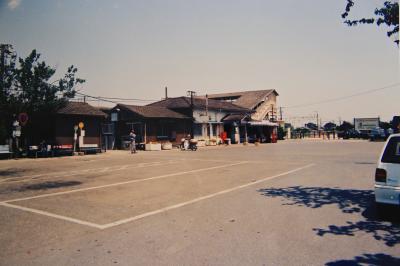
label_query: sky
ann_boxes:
[0,0,399,126]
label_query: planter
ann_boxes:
[145,143,162,151]
[243,142,249,146]
[161,142,172,150]
[255,142,260,146]
[197,140,206,147]
[207,139,217,146]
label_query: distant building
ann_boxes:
[55,101,107,148]
[110,103,192,148]
[204,90,279,143]
[148,96,250,141]
[354,117,380,134]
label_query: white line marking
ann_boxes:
[0,160,179,184]
[0,163,315,230]
[99,163,315,229]
[0,202,103,229]
[3,162,247,203]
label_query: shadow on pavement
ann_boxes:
[258,186,400,246]
[0,168,26,177]
[325,253,400,266]
[20,181,82,191]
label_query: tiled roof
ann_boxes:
[205,90,278,109]
[148,97,250,113]
[57,101,107,117]
[222,114,247,122]
[117,104,190,119]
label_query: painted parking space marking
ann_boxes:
[0,163,315,230]
[0,202,103,229]
[0,160,183,184]
[99,163,315,229]
[2,161,247,203]
[0,158,239,184]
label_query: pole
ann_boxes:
[187,90,196,138]
[165,86,168,99]
[279,107,282,121]
[144,122,147,143]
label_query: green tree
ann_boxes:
[337,121,354,131]
[0,44,85,145]
[342,1,399,45]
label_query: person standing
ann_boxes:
[129,130,137,154]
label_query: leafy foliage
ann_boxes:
[337,121,354,131]
[0,44,85,144]
[342,1,399,45]
[323,122,337,131]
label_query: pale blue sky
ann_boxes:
[0,0,398,125]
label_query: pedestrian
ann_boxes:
[129,130,137,154]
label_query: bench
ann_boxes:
[53,145,73,157]
[80,144,101,154]
[0,145,12,159]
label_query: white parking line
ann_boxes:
[0,163,315,230]
[0,202,103,229]
[0,160,179,184]
[99,163,315,229]
[3,161,247,203]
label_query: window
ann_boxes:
[381,136,400,164]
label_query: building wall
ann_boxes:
[193,109,228,123]
[54,115,103,146]
[192,109,230,139]
[251,93,277,121]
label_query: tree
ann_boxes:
[323,122,337,131]
[379,121,391,130]
[337,121,354,131]
[305,122,318,130]
[0,44,85,145]
[342,1,399,45]
[0,44,17,141]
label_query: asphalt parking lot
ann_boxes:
[0,140,399,265]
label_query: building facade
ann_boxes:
[205,90,279,143]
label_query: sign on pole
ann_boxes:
[18,113,29,126]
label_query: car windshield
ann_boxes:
[381,136,400,164]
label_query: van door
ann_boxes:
[380,136,400,186]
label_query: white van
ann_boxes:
[375,133,400,207]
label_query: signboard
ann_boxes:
[354,118,379,131]
[12,120,21,138]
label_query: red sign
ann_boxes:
[18,113,29,126]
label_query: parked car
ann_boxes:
[369,127,386,141]
[338,129,360,139]
[374,133,400,211]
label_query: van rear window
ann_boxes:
[381,136,400,164]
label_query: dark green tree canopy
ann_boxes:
[337,121,354,131]
[342,1,399,45]
[0,44,85,143]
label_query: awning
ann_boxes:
[247,120,278,127]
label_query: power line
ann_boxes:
[283,82,400,109]
[74,92,159,104]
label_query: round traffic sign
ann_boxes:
[18,113,29,126]
[78,122,84,129]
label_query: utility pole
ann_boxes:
[279,107,283,121]
[187,90,196,138]
[165,86,168,99]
